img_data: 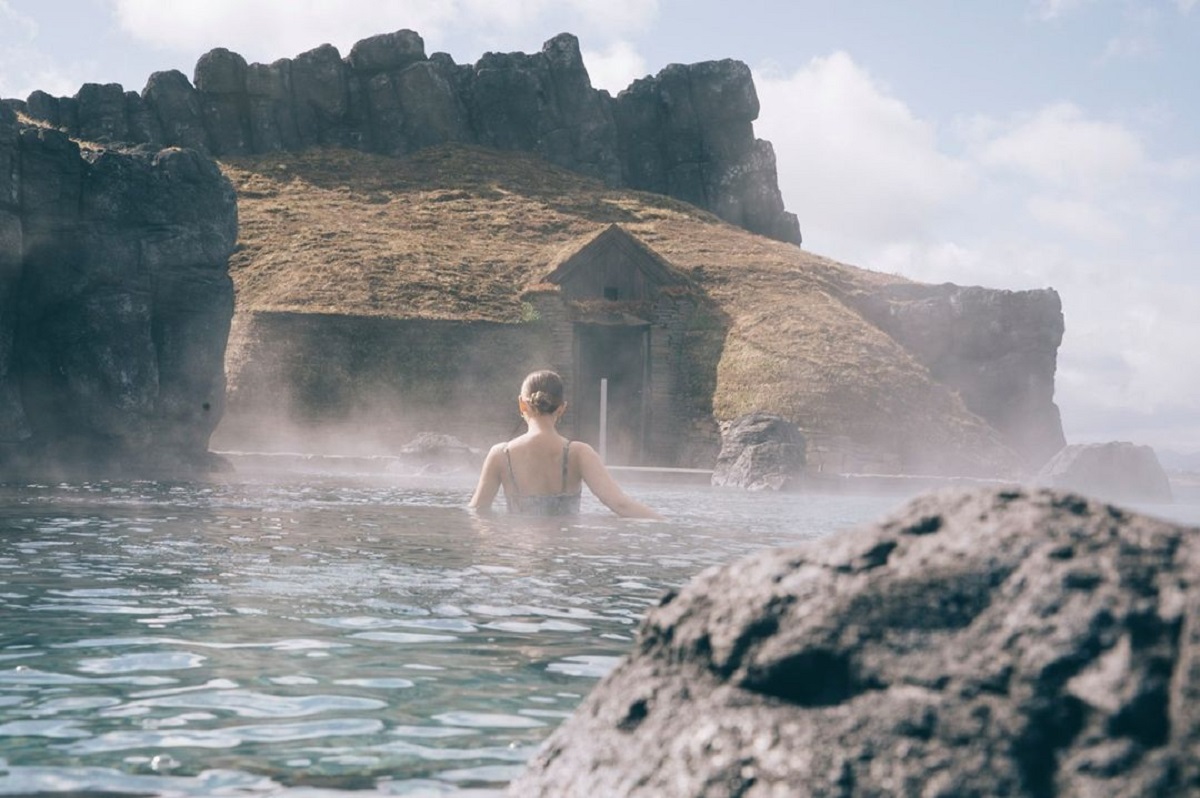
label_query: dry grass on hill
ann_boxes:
[222,144,895,321]
[221,145,1015,471]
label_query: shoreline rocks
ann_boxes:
[1038,441,1173,504]
[711,411,806,490]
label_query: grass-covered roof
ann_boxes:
[221,144,1018,474]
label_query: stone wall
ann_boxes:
[218,311,555,455]
[5,30,801,247]
[218,296,720,466]
[0,106,237,476]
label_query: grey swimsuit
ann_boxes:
[503,441,582,516]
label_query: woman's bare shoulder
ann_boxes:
[568,440,599,457]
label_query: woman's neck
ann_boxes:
[524,414,560,435]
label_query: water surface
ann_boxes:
[4,474,1195,796]
[0,475,899,796]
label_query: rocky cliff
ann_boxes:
[6,31,800,246]
[847,283,1066,468]
[0,105,237,476]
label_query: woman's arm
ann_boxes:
[577,444,662,519]
[469,444,505,512]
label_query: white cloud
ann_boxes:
[753,52,973,259]
[0,0,37,40]
[569,0,659,37]
[1176,0,1198,13]
[107,0,658,63]
[109,0,455,59]
[0,2,95,99]
[1101,32,1156,61]
[977,103,1146,191]
[1026,195,1122,242]
[1030,0,1096,20]
[581,40,647,94]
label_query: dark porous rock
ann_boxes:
[290,43,351,148]
[533,33,621,185]
[510,486,1200,797]
[245,59,300,152]
[0,105,28,443]
[23,90,64,128]
[143,69,211,152]
[347,29,427,75]
[391,432,483,474]
[711,411,805,490]
[194,48,252,155]
[849,283,1066,469]
[388,59,471,150]
[615,59,801,244]
[3,117,236,477]
[124,89,164,145]
[75,82,129,144]
[1038,442,1173,504]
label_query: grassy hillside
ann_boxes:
[220,145,1018,475]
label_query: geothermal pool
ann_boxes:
[0,474,1195,796]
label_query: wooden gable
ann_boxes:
[545,224,685,302]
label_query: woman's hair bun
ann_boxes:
[521,370,565,415]
[528,390,558,414]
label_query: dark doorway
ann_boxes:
[574,323,649,465]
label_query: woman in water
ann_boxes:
[469,370,661,518]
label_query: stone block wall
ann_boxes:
[220,293,723,467]
[218,311,559,454]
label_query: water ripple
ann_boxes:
[59,717,386,753]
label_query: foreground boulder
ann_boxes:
[711,411,806,490]
[510,487,1200,797]
[1038,442,1173,504]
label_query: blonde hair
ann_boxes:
[521,370,564,415]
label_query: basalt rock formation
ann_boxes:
[0,105,236,476]
[847,283,1066,469]
[7,30,800,246]
[510,486,1200,797]
[711,411,806,490]
[1038,442,1173,504]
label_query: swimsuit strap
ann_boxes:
[561,441,571,493]
[503,445,521,498]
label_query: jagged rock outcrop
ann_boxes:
[0,105,237,476]
[848,283,1066,469]
[615,60,798,243]
[388,432,483,475]
[6,30,800,246]
[711,411,806,490]
[1038,442,1173,504]
[510,486,1200,797]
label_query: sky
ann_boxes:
[2,0,1198,453]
